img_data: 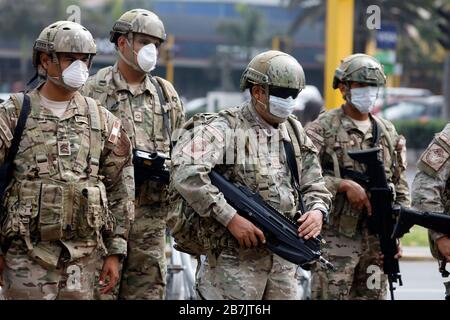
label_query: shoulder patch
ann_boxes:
[108,119,121,144]
[421,143,449,172]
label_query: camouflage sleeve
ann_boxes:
[298,129,332,215]
[412,125,450,242]
[99,107,135,257]
[171,118,237,227]
[79,76,96,98]
[305,120,342,198]
[0,99,18,165]
[392,132,410,207]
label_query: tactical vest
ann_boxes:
[170,106,307,258]
[0,92,114,267]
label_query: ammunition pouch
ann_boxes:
[0,179,114,255]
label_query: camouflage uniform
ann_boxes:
[0,88,134,300]
[306,54,410,300]
[411,123,450,296]
[171,51,331,300]
[0,20,134,301]
[81,10,185,300]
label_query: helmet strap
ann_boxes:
[117,33,144,73]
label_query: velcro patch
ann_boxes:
[438,132,450,149]
[421,143,450,172]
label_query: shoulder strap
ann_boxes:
[369,113,381,147]
[149,76,172,154]
[0,94,31,195]
[85,97,102,179]
[284,118,307,216]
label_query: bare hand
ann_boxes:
[436,236,450,262]
[339,179,372,215]
[99,255,120,294]
[0,255,4,286]
[297,210,323,240]
[227,213,266,248]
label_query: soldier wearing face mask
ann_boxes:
[305,53,410,300]
[0,21,134,299]
[81,9,185,300]
[170,50,331,300]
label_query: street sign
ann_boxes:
[376,24,398,50]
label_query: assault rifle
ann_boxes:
[209,169,334,270]
[347,147,402,300]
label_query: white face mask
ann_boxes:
[269,95,295,120]
[61,60,89,90]
[136,43,158,73]
[350,86,379,114]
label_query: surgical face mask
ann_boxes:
[61,60,89,90]
[350,86,379,113]
[268,95,295,120]
[137,43,158,73]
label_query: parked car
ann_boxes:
[372,87,432,115]
[379,95,444,121]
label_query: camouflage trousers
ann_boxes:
[196,246,299,300]
[2,239,99,300]
[311,228,387,300]
[95,204,168,300]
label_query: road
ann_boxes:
[395,260,447,300]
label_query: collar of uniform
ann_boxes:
[243,102,278,136]
[30,88,85,120]
[338,106,375,138]
[112,62,152,96]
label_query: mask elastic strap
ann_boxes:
[118,34,144,73]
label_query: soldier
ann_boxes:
[81,9,185,300]
[411,125,450,297]
[305,53,410,300]
[171,50,331,300]
[0,21,134,299]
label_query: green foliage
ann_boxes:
[392,119,447,149]
[401,225,429,247]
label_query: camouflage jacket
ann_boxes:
[0,88,134,264]
[172,102,331,234]
[412,123,450,256]
[306,107,410,238]
[81,63,185,206]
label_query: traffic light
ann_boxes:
[437,4,450,50]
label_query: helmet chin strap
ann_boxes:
[117,33,145,74]
[45,52,79,92]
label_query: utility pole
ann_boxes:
[324,0,354,110]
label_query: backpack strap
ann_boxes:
[150,76,172,154]
[85,97,102,179]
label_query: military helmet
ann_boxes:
[33,20,96,68]
[332,53,386,89]
[240,50,306,92]
[110,9,166,44]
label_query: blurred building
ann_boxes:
[0,0,325,100]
